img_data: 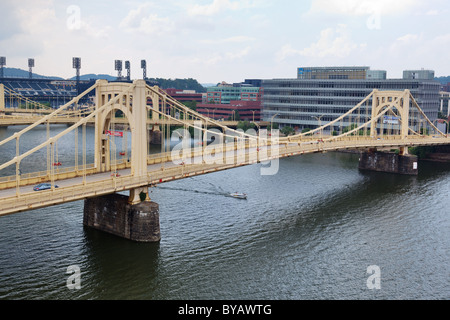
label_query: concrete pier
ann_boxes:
[83,193,160,242]
[358,151,419,175]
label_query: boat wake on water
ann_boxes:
[154,179,248,200]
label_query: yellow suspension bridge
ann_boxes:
[0,79,448,219]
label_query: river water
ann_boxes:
[0,125,448,300]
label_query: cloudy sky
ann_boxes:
[0,0,449,83]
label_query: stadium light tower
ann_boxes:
[141,59,147,80]
[72,57,81,94]
[0,57,6,79]
[28,58,35,79]
[115,60,123,79]
[125,61,130,81]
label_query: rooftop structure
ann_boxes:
[403,69,435,80]
[297,66,387,80]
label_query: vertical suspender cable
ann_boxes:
[75,126,78,171]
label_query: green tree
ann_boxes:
[115,110,124,118]
[149,78,207,93]
[342,123,358,135]
[438,112,447,119]
[267,122,279,131]
[183,101,197,111]
[419,127,429,135]
[228,110,240,121]
[409,146,435,158]
[301,128,311,133]
[237,121,255,132]
[281,126,295,136]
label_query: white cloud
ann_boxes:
[119,3,174,35]
[225,46,251,60]
[119,3,154,29]
[139,14,175,34]
[397,33,422,44]
[189,46,252,67]
[426,9,439,15]
[187,0,260,16]
[1,0,449,82]
[308,0,421,16]
[200,36,255,45]
[277,24,366,61]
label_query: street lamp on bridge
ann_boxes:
[311,114,325,138]
[270,113,279,131]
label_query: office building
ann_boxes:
[440,92,450,117]
[197,100,261,121]
[163,88,203,104]
[206,81,261,104]
[262,67,440,131]
[403,69,435,80]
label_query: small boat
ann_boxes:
[229,192,247,199]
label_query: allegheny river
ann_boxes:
[0,125,449,300]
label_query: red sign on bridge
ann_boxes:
[106,130,123,137]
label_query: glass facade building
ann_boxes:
[440,92,450,117]
[206,82,261,104]
[262,68,440,131]
[297,66,387,80]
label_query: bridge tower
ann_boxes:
[370,89,410,139]
[94,79,150,203]
[362,90,417,174]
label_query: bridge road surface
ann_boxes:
[0,144,268,202]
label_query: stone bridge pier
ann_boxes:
[83,189,161,242]
[358,148,418,175]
